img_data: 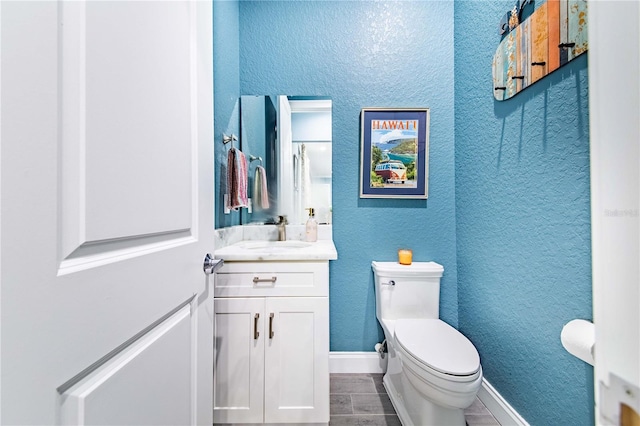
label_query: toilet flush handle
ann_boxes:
[382,280,395,286]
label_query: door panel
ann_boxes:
[0,1,214,424]
[59,303,192,425]
[264,297,329,424]
[213,298,265,424]
[82,1,192,241]
[59,1,194,265]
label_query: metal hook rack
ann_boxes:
[249,155,263,166]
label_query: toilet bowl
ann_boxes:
[372,261,482,426]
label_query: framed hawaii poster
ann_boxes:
[359,108,429,199]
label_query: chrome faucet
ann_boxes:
[276,215,288,241]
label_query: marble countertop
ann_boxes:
[214,239,338,261]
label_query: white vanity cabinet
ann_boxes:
[213,261,330,425]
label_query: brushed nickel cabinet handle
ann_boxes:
[269,313,275,338]
[254,313,260,340]
[253,276,277,284]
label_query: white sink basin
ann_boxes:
[236,240,312,251]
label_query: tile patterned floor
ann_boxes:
[329,373,500,426]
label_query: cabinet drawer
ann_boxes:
[214,261,329,297]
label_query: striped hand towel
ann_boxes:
[226,147,249,210]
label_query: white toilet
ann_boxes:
[372,261,483,426]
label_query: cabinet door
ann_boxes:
[264,297,330,424]
[213,298,265,424]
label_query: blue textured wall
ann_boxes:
[454,2,593,425]
[238,1,458,349]
[213,0,241,228]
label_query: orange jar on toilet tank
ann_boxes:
[398,249,412,265]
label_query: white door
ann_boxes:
[213,298,265,424]
[588,1,640,424]
[0,1,214,425]
[264,297,329,424]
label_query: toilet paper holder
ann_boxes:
[561,319,595,366]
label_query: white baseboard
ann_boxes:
[329,352,528,425]
[329,351,387,373]
[478,378,529,426]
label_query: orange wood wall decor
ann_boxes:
[493,0,588,101]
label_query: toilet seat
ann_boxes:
[394,319,480,377]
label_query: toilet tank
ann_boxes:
[372,261,444,322]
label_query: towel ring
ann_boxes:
[249,155,263,166]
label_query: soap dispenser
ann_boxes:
[305,208,318,242]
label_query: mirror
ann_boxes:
[240,96,332,226]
